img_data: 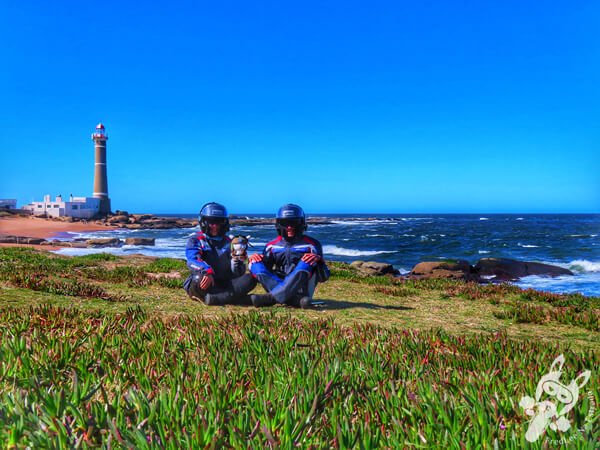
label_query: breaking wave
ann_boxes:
[322,245,397,257]
[568,260,600,273]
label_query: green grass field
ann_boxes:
[0,247,598,448]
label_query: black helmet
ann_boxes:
[199,202,230,236]
[275,203,307,238]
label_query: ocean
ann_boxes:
[54,214,600,297]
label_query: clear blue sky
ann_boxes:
[1,1,599,214]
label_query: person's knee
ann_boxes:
[249,261,269,276]
[184,273,207,301]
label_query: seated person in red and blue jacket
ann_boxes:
[249,203,330,308]
[183,202,256,306]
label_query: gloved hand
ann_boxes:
[200,274,214,290]
[301,252,321,266]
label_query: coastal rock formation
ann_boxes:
[86,238,123,248]
[125,238,155,246]
[0,235,46,245]
[474,258,573,280]
[47,240,88,248]
[95,215,197,230]
[350,260,397,276]
[107,215,129,224]
[410,260,480,281]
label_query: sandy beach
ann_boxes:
[0,216,116,250]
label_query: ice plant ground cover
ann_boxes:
[0,247,598,447]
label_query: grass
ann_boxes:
[0,247,598,448]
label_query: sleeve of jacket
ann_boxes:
[185,235,214,275]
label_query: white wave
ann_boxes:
[516,218,524,220]
[479,217,489,221]
[322,245,397,257]
[366,234,393,237]
[399,217,434,221]
[518,243,540,248]
[515,272,600,297]
[329,219,395,226]
[479,250,490,254]
[402,234,416,237]
[568,260,600,273]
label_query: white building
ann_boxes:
[23,195,101,219]
[0,199,17,210]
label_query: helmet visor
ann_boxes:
[278,218,303,227]
[204,217,227,225]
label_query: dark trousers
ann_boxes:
[183,272,257,305]
[251,261,317,305]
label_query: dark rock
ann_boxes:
[351,260,397,276]
[21,237,47,245]
[475,258,573,279]
[52,241,88,248]
[71,242,89,248]
[410,260,480,281]
[125,238,155,246]
[114,210,129,216]
[86,238,123,248]
[107,215,129,224]
[0,235,46,245]
[132,214,153,221]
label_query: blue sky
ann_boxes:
[1,1,599,214]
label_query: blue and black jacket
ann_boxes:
[185,232,245,282]
[261,234,330,281]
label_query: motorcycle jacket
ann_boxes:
[262,234,330,282]
[185,231,245,281]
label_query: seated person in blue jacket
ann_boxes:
[248,203,330,308]
[183,202,256,306]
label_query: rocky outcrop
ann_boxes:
[0,235,46,245]
[86,238,123,248]
[107,215,129,224]
[410,260,480,281]
[351,261,397,276]
[90,214,197,230]
[125,238,155,246]
[474,258,573,280]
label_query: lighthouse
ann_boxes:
[91,123,111,216]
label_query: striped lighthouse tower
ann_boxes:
[91,123,111,216]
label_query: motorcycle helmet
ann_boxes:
[199,202,230,236]
[275,203,307,239]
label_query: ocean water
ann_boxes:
[54,214,600,297]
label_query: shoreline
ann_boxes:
[0,216,117,239]
[0,216,117,251]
